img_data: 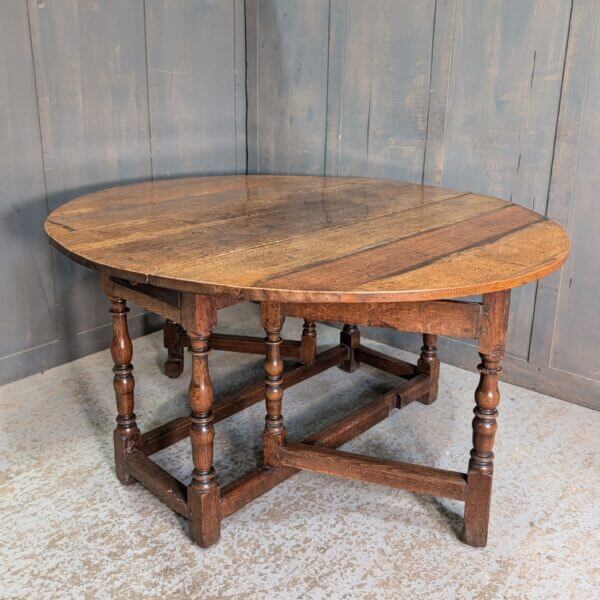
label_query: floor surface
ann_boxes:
[1,306,598,599]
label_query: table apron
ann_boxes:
[103,275,243,323]
[278,300,482,339]
[103,275,482,340]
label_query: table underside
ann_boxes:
[104,274,508,548]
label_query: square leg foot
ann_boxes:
[462,469,493,547]
[188,486,221,548]
[113,429,139,486]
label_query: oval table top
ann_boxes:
[45,175,569,303]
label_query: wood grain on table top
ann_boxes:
[45,176,569,303]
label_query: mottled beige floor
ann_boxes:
[1,306,599,599]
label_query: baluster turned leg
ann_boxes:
[299,319,317,364]
[164,320,185,378]
[182,294,220,547]
[463,291,510,547]
[339,323,360,372]
[261,303,286,467]
[417,333,440,404]
[109,296,141,485]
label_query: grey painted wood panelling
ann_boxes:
[422,0,458,187]
[547,0,600,380]
[28,0,153,342]
[246,0,330,174]
[145,0,246,177]
[529,0,595,370]
[0,2,57,360]
[431,0,571,360]
[326,0,435,181]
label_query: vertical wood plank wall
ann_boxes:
[0,0,245,385]
[246,0,599,409]
[0,0,598,409]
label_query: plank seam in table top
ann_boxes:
[48,189,472,266]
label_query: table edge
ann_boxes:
[46,230,570,304]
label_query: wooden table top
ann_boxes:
[45,176,569,303]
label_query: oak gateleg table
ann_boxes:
[45,176,569,548]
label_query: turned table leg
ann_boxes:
[182,294,220,547]
[109,296,141,485]
[261,303,286,467]
[299,319,317,364]
[463,291,510,547]
[164,320,185,378]
[339,323,360,372]
[417,334,440,404]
